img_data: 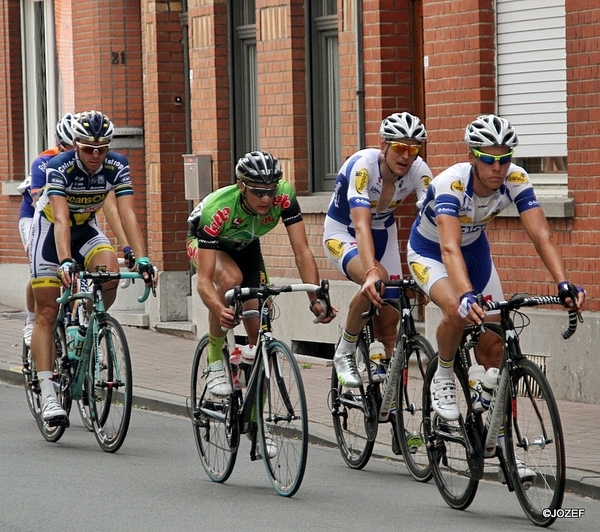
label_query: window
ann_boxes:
[231,0,258,169]
[309,1,341,192]
[497,0,567,189]
[21,0,59,169]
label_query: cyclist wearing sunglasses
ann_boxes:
[187,151,336,396]
[29,110,156,424]
[407,114,585,425]
[323,112,432,388]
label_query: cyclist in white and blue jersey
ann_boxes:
[323,112,433,388]
[407,115,585,424]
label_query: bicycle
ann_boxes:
[25,265,155,453]
[328,278,435,481]
[188,280,332,497]
[422,293,579,527]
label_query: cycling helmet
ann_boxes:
[55,112,77,147]
[464,114,519,148]
[235,151,282,185]
[379,112,427,142]
[72,110,114,143]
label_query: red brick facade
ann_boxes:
[1,1,599,311]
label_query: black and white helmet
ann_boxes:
[55,112,77,148]
[464,114,519,148]
[235,151,282,185]
[379,112,427,142]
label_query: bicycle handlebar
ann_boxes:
[56,270,154,305]
[361,278,419,320]
[483,294,580,340]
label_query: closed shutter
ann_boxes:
[497,0,566,158]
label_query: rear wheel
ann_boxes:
[330,336,375,469]
[504,358,565,527]
[423,358,480,510]
[395,334,434,482]
[35,327,71,443]
[22,340,37,419]
[257,340,308,497]
[190,335,238,483]
[89,316,132,453]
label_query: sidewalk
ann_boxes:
[2,304,599,499]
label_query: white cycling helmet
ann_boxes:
[464,114,519,148]
[379,112,427,142]
[55,112,77,148]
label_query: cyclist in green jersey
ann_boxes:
[187,151,336,396]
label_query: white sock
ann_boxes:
[38,371,56,401]
[26,311,35,323]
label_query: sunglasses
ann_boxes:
[78,142,110,156]
[244,184,278,198]
[472,148,513,165]
[387,142,421,156]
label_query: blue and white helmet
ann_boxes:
[72,110,114,143]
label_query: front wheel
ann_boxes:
[504,358,565,527]
[330,335,375,469]
[21,340,37,419]
[89,316,132,453]
[257,340,308,497]
[190,334,238,483]
[423,357,480,510]
[394,334,434,482]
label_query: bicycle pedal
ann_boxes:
[45,416,70,428]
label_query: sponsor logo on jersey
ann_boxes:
[507,171,529,185]
[422,175,432,188]
[260,215,276,225]
[203,207,231,237]
[232,217,244,226]
[355,169,369,194]
[409,261,430,285]
[273,193,291,209]
[325,238,345,260]
[67,193,107,205]
[450,180,465,193]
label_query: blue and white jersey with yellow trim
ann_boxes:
[36,150,134,226]
[411,162,539,246]
[325,148,432,231]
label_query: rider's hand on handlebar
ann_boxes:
[361,272,384,308]
[557,281,585,314]
[219,306,239,330]
[309,298,337,324]
[123,246,136,269]
[135,257,157,288]
[56,258,77,289]
[458,290,486,325]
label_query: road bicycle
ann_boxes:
[24,265,154,452]
[422,294,579,527]
[188,280,332,497]
[329,278,435,481]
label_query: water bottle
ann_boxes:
[229,345,242,365]
[468,363,487,412]
[65,325,80,360]
[241,344,257,364]
[369,339,386,382]
[481,367,500,409]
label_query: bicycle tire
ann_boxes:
[504,358,565,527]
[35,327,71,443]
[423,357,480,510]
[257,340,308,497]
[395,333,435,482]
[76,382,94,432]
[190,334,238,483]
[21,340,37,419]
[89,315,132,453]
[330,336,375,469]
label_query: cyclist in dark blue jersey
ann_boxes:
[29,110,156,424]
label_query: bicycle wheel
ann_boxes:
[257,340,308,497]
[504,358,565,527]
[329,336,376,469]
[190,334,238,483]
[76,381,94,432]
[395,334,434,482]
[22,340,37,419]
[89,315,132,453]
[35,327,71,442]
[423,357,480,510]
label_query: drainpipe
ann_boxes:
[180,1,192,154]
[356,0,365,149]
